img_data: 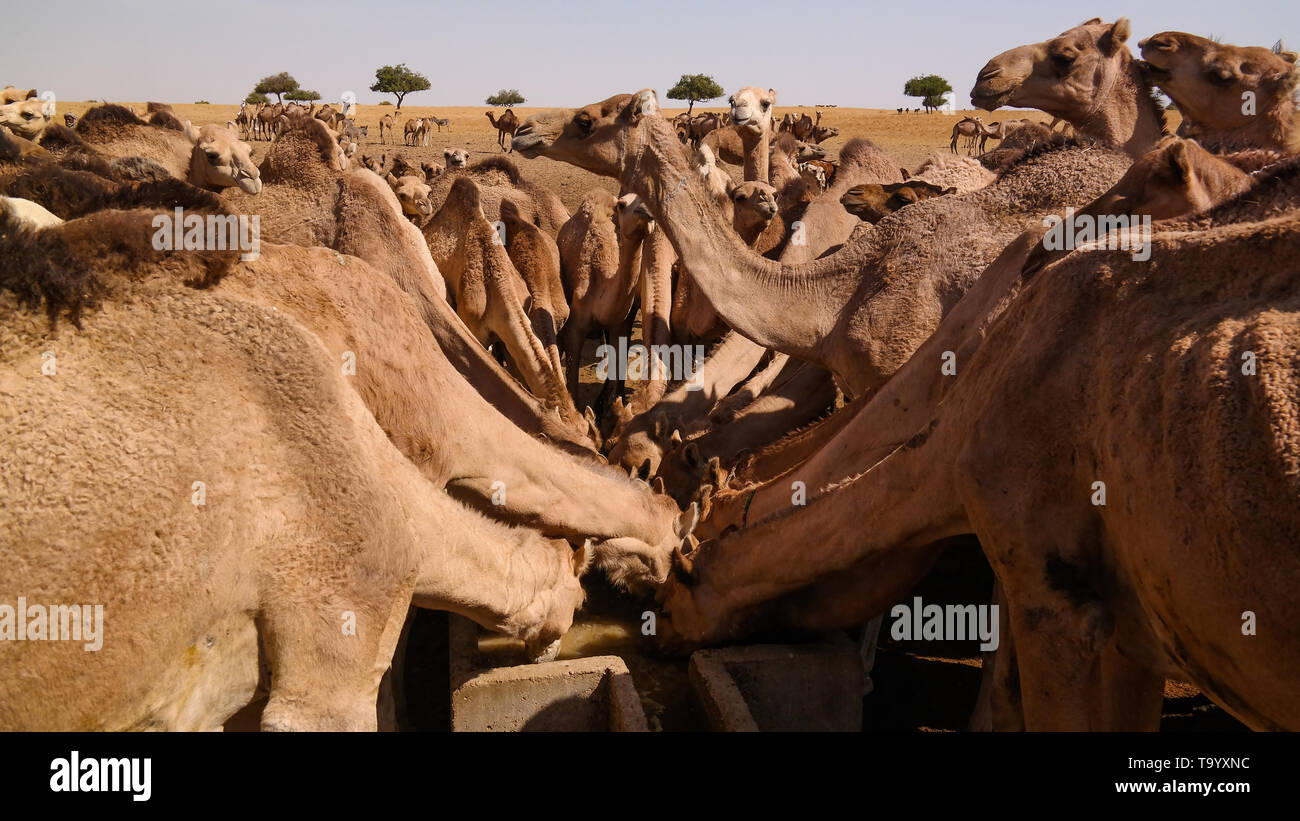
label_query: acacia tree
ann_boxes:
[903,74,954,113]
[244,92,269,105]
[486,89,526,106]
[253,72,300,104]
[370,64,431,109]
[285,89,321,103]
[667,74,724,116]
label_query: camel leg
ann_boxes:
[562,317,588,400]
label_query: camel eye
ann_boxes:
[205,150,221,163]
[1052,51,1077,70]
[761,101,770,109]
[574,114,593,132]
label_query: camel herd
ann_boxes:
[1,18,1298,732]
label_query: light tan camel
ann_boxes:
[950,116,984,154]
[379,111,397,144]
[224,113,593,450]
[426,155,569,237]
[728,87,777,181]
[0,208,592,730]
[486,109,519,151]
[386,171,433,219]
[0,96,56,142]
[1140,31,1300,154]
[422,176,573,414]
[0,86,36,105]
[501,197,568,377]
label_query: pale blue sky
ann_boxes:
[3,1,1296,108]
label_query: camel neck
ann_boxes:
[619,118,850,360]
[1075,59,1165,158]
[740,130,770,183]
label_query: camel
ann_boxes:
[379,111,397,144]
[950,116,984,154]
[444,147,469,168]
[840,179,956,223]
[777,137,903,263]
[0,207,593,730]
[908,153,997,193]
[0,86,35,105]
[486,109,519,152]
[501,197,568,377]
[556,188,640,400]
[0,194,62,228]
[971,18,1165,159]
[422,176,573,412]
[425,154,569,238]
[977,119,1027,152]
[386,171,433,220]
[255,102,283,141]
[223,113,593,450]
[1139,31,1300,154]
[728,87,777,183]
[657,161,1300,732]
[0,96,56,142]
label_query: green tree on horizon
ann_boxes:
[370,64,431,109]
[253,72,300,104]
[667,74,724,116]
[486,89,526,106]
[903,74,954,113]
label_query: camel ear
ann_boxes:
[1167,140,1192,181]
[1100,18,1131,55]
[675,502,700,540]
[386,172,399,187]
[768,89,777,106]
[651,476,666,495]
[900,167,911,180]
[183,120,200,144]
[669,428,683,446]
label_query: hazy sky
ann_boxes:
[3,1,1297,109]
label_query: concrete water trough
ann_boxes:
[448,615,649,732]
[689,634,864,732]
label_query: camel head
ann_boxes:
[0,96,55,141]
[589,494,701,595]
[840,180,955,223]
[443,147,469,168]
[1140,32,1299,145]
[513,90,660,177]
[615,192,654,239]
[971,18,1134,122]
[386,172,433,219]
[729,86,777,138]
[184,121,261,194]
[731,180,779,223]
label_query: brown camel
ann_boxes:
[379,111,397,144]
[659,159,1300,732]
[971,18,1166,159]
[486,108,519,151]
[426,154,569,237]
[1140,31,1300,154]
[840,179,956,223]
[0,207,592,730]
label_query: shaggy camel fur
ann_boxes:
[1140,31,1300,154]
[0,208,591,731]
[660,162,1300,732]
